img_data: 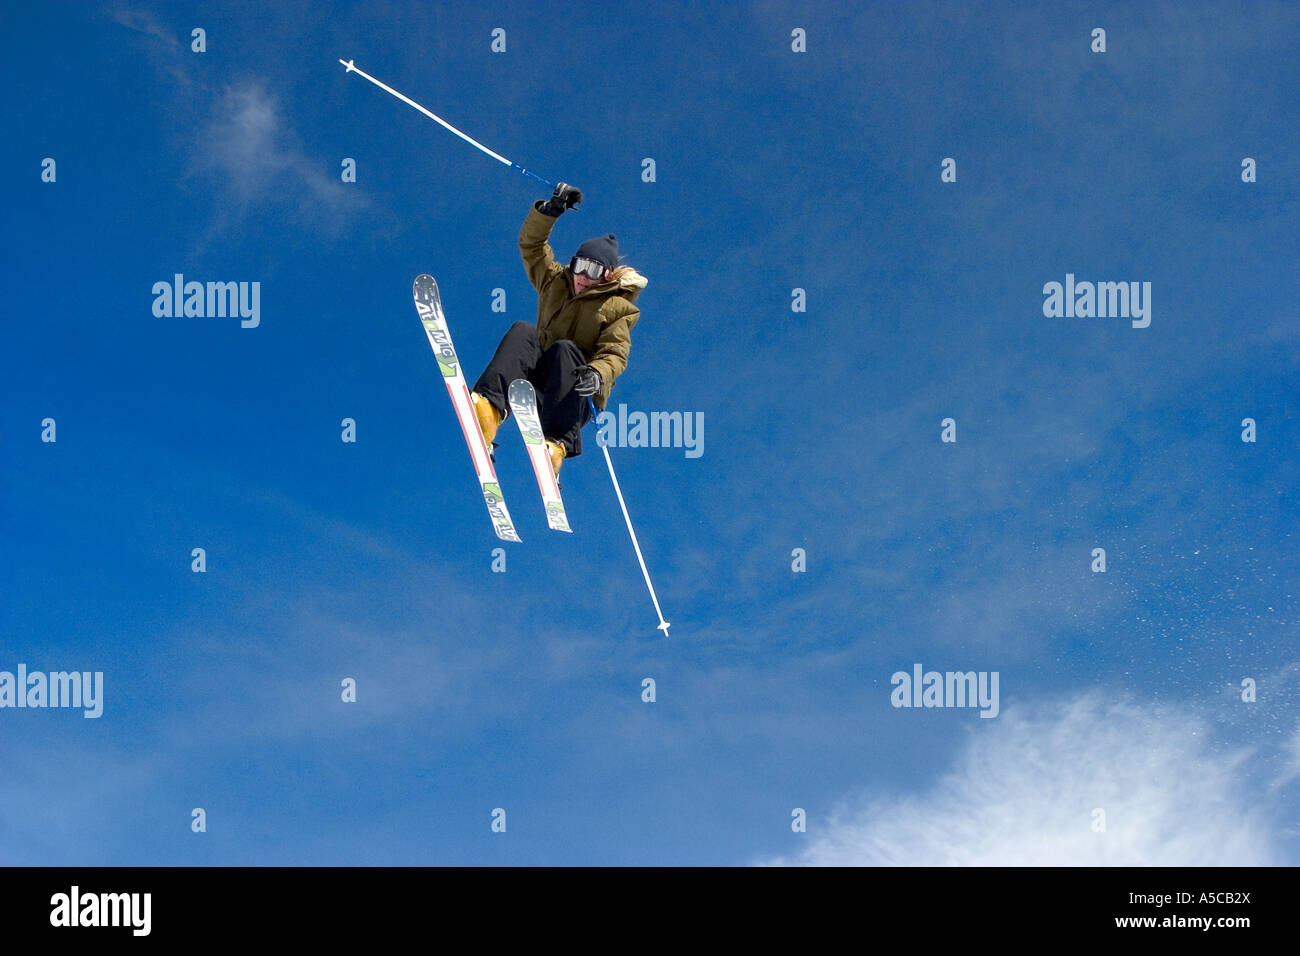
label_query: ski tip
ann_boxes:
[413,274,437,295]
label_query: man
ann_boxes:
[470,183,648,477]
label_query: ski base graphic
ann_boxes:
[413,274,521,543]
[508,379,572,533]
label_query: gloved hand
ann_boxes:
[540,182,583,216]
[574,366,602,397]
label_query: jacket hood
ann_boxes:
[613,268,648,301]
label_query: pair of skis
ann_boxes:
[413,274,570,541]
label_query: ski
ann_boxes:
[413,275,521,543]
[508,379,572,533]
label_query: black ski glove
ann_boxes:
[540,182,583,217]
[574,366,602,397]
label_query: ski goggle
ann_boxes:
[571,256,608,280]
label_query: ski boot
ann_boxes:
[472,391,506,462]
[546,439,566,486]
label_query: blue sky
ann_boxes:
[3,0,1297,865]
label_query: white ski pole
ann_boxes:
[593,403,671,636]
[338,58,557,191]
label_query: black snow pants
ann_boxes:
[472,321,594,457]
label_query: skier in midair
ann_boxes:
[470,183,648,478]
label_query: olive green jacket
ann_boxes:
[519,201,648,410]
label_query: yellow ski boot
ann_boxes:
[546,439,566,480]
[471,391,505,459]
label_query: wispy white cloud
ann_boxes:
[105,4,371,239]
[0,742,159,865]
[191,83,369,235]
[102,4,191,89]
[761,692,1284,865]
[1279,728,1300,792]
[105,5,179,48]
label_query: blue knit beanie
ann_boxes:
[574,234,619,270]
